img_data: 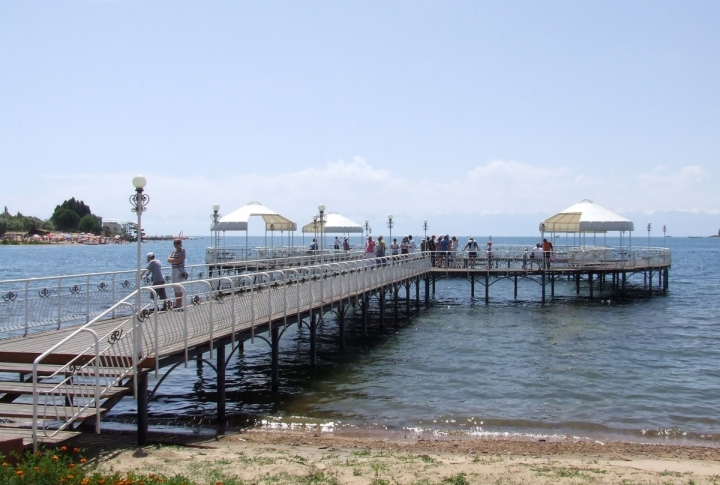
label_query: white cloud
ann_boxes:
[2,158,716,236]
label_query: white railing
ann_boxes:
[426,246,672,270]
[206,245,364,264]
[0,250,365,337]
[31,252,431,449]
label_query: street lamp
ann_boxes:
[423,220,428,248]
[129,175,148,384]
[387,215,394,243]
[647,222,651,248]
[364,219,370,240]
[211,204,220,263]
[317,205,326,262]
[663,223,667,247]
[270,223,275,255]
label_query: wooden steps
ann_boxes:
[0,426,80,447]
[0,382,130,398]
[0,403,106,421]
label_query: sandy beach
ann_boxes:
[75,429,720,484]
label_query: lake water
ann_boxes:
[1,235,718,445]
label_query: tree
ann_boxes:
[52,208,80,231]
[0,220,6,236]
[78,214,102,234]
[51,198,95,232]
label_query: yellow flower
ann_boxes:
[2,463,7,467]
[52,456,59,461]
[16,470,24,476]
[80,458,87,463]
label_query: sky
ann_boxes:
[1,1,719,237]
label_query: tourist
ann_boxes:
[408,235,416,254]
[450,236,458,267]
[365,236,375,258]
[334,237,341,250]
[390,238,399,256]
[342,236,351,251]
[438,235,450,268]
[400,236,409,255]
[462,237,478,268]
[142,252,168,310]
[542,238,554,269]
[486,240,493,268]
[308,238,318,252]
[375,235,386,258]
[522,248,529,269]
[428,235,437,266]
[530,243,543,270]
[420,237,426,252]
[168,238,186,310]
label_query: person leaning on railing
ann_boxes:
[168,238,186,310]
[142,252,168,311]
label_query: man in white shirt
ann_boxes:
[530,243,543,270]
[408,235,416,253]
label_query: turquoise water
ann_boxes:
[1,236,718,445]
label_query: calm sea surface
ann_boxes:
[1,236,719,445]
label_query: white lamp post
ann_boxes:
[211,204,220,263]
[387,214,394,243]
[318,204,326,262]
[647,222,652,248]
[663,223,667,247]
[129,175,147,380]
[423,220,428,248]
[364,219,370,240]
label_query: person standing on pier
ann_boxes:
[168,238,186,310]
[391,238,399,256]
[343,236,351,252]
[438,235,450,268]
[462,237,478,268]
[530,243,543,270]
[334,237,341,250]
[142,252,168,311]
[408,235,416,253]
[428,236,437,266]
[365,236,375,258]
[486,240,493,269]
[400,236,409,254]
[542,238,554,269]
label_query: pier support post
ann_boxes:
[470,274,475,298]
[424,275,430,305]
[271,325,280,391]
[415,277,420,309]
[432,274,435,295]
[137,371,148,446]
[663,268,668,293]
[394,285,399,323]
[379,290,385,329]
[310,313,317,367]
[217,343,226,423]
[513,275,517,299]
[405,282,410,315]
[361,299,367,337]
[338,304,345,352]
[576,273,580,295]
[589,272,594,299]
[550,273,555,299]
[648,270,652,298]
[484,272,489,304]
[541,271,546,303]
[600,273,604,292]
[622,272,626,295]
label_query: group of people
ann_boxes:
[141,238,187,311]
[522,238,555,270]
[362,234,556,271]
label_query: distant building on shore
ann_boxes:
[102,219,124,234]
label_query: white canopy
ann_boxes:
[213,201,297,232]
[301,212,364,234]
[540,199,634,233]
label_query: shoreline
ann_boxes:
[74,428,720,484]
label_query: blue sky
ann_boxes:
[1,1,718,236]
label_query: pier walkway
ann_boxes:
[0,253,430,450]
[0,246,671,450]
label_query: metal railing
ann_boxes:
[0,250,365,338]
[30,252,431,449]
[425,246,672,271]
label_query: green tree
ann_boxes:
[51,207,80,231]
[78,214,102,234]
[0,220,6,236]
